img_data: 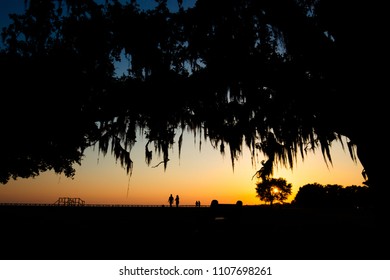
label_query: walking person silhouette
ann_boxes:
[168,194,174,207]
[175,195,180,207]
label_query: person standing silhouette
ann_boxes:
[175,195,180,207]
[168,194,174,207]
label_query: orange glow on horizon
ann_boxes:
[0,135,364,206]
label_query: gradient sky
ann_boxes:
[0,131,364,205]
[0,0,365,206]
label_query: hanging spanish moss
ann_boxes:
[4,0,384,200]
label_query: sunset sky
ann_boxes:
[0,131,364,206]
[0,0,365,206]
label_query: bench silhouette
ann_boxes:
[209,199,243,221]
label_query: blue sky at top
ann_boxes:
[0,0,196,28]
[0,0,196,34]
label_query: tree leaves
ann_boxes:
[0,0,367,186]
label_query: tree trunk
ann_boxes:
[355,134,390,211]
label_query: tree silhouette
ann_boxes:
[293,183,372,209]
[255,177,292,206]
[0,0,388,207]
[294,183,326,208]
[342,185,372,209]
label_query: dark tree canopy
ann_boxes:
[0,0,388,206]
[293,183,372,209]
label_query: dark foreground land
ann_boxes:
[0,205,387,260]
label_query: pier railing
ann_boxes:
[0,202,209,207]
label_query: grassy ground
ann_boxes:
[0,205,386,260]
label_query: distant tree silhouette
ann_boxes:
[255,177,292,206]
[324,184,344,208]
[342,185,372,209]
[0,0,388,208]
[293,183,326,208]
[294,183,372,209]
